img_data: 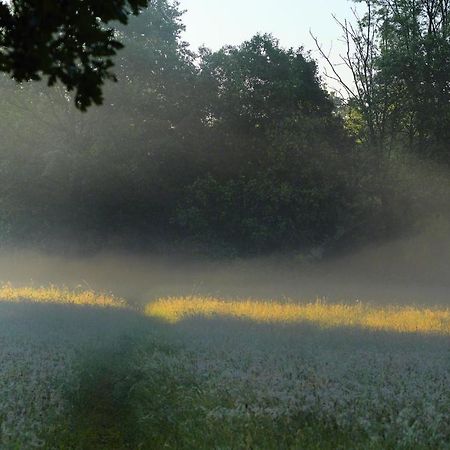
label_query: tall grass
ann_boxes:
[1,285,449,448]
[146,297,450,334]
[0,283,126,308]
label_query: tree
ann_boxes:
[195,34,335,174]
[311,1,399,161]
[0,1,202,247]
[0,0,151,110]
[314,0,450,163]
[175,35,361,255]
[200,34,332,131]
[374,0,450,162]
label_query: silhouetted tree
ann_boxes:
[0,0,151,109]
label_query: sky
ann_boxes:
[177,0,361,91]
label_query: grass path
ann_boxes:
[0,285,449,449]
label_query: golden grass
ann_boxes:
[146,297,450,335]
[2,283,448,335]
[0,284,126,309]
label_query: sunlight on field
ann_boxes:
[0,284,126,308]
[146,297,450,335]
[0,285,449,447]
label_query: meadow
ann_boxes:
[0,285,449,449]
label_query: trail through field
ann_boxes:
[0,287,449,449]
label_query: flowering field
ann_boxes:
[0,285,449,448]
[0,286,144,448]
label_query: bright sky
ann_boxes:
[178,0,360,91]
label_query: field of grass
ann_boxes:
[146,296,450,334]
[0,285,449,449]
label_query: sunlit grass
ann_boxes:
[3,283,449,335]
[0,283,126,308]
[146,297,450,335]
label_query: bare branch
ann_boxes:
[309,30,358,99]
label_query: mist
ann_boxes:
[1,224,448,307]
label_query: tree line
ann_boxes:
[0,0,448,256]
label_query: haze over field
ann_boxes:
[0,231,449,307]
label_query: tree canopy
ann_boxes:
[0,0,151,109]
[0,0,448,257]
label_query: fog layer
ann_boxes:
[1,224,448,307]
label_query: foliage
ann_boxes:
[326,0,450,164]
[373,0,450,162]
[0,0,151,109]
[0,0,447,257]
[174,35,366,255]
